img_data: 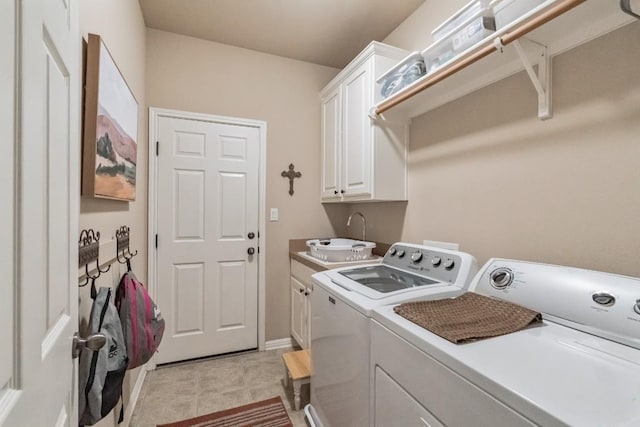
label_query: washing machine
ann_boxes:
[305,243,478,427]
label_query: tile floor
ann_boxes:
[130,348,310,426]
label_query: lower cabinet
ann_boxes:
[290,259,318,349]
[290,276,310,348]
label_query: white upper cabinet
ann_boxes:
[321,42,410,202]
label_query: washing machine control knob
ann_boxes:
[396,250,405,258]
[443,259,455,270]
[490,268,514,289]
[431,257,442,267]
[411,251,423,262]
[634,300,640,315]
[388,247,397,256]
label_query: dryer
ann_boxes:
[371,259,640,426]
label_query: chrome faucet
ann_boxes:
[347,211,366,241]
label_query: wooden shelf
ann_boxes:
[372,0,635,120]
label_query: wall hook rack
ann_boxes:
[79,228,110,298]
[116,225,137,272]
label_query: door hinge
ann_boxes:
[156,141,159,156]
[155,234,158,249]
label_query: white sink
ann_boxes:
[306,238,376,262]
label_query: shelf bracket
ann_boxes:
[510,39,552,120]
[368,106,379,121]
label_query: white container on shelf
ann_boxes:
[490,0,548,30]
[432,0,493,41]
[378,52,426,98]
[423,9,495,74]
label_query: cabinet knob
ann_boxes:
[304,291,310,296]
[340,189,345,194]
[334,190,338,195]
[247,247,255,255]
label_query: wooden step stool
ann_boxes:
[282,349,311,410]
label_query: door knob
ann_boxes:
[72,332,106,359]
[247,247,255,255]
[248,232,255,239]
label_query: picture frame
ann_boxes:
[82,33,138,201]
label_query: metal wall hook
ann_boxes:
[80,263,101,287]
[125,246,138,257]
[116,225,137,272]
[79,228,107,295]
[96,258,111,274]
[80,264,91,287]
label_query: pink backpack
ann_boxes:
[115,272,165,369]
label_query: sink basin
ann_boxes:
[306,238,376,262]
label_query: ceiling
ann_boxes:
[139,0,425,68]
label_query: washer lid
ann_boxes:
[338,265,439,293]
[322,266,457,302]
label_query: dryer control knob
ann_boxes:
[634,300,640,315]
[490,268,514,289]
[411,251,423,262]
[443,259,455,270]
[431,257,442,267]
[397,250,405,258]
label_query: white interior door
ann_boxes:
[0,0,80,426]
[156,115,260,364]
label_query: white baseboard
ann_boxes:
[264,337,294,351]
[123,364,148,426]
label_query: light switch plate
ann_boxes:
[270,208,279,222]
[423,240,459,251]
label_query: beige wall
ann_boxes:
[79,1,147,425]
[345,9,640,277]
[384,0,469,51]
[145,28,348,341]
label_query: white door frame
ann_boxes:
[148,107,267,361]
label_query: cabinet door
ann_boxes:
[321,86,341,200]
[303,284,312,349]
[291,276,306,348]
[342,60,373,197]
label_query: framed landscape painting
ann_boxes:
[82,33,138,201]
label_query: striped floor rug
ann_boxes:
[157,396,293,427]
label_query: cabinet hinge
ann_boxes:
[155,234,158,249]
[156,141,159,156]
